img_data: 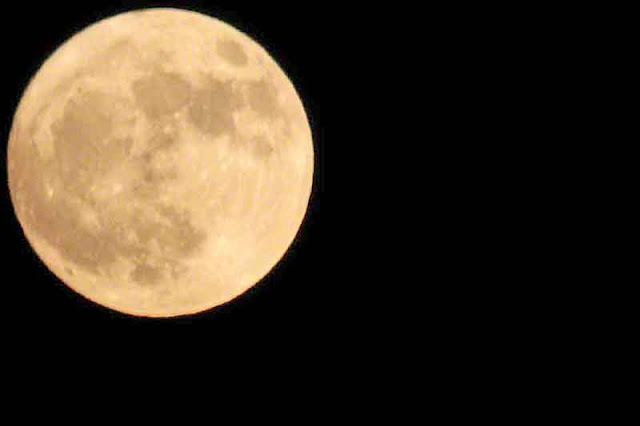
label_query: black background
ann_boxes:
[0,1,336,356]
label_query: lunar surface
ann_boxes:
[7,8,314,317]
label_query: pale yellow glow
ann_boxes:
[7,8,314,317]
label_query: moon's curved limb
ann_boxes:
[7,8,314,317]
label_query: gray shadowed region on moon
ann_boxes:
[7,8,314,317]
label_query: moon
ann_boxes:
[7,8,314,317]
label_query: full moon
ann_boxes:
[7,8,314,317]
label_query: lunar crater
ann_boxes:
[132,69,192,119]
[217,38,249,67]
[188,75,240,138]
